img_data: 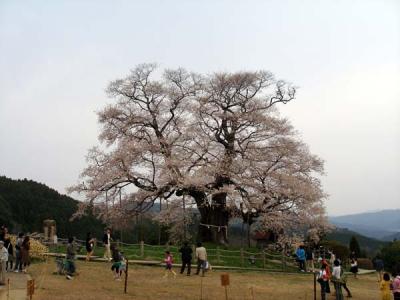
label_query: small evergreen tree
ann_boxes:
[381,241,400,275]
[349,235,361,257]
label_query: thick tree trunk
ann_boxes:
[198,206,229,245]
[190,190,229,245]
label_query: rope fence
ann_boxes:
[46,237,298,272]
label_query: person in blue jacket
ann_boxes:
[296,245,306,272]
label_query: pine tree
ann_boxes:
[349,235,361,257]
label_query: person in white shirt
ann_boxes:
[195,242,207,276]
[102,228,112,261]
[0,241,8,285]
[332,259,344,300]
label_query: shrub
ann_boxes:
[319,240,349,261]
[357,258,373,270]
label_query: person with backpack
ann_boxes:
[179,241,192,276]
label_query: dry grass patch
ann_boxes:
[28,260,380,300]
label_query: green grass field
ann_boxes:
[28,260,381,300]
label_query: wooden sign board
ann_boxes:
[220,273,230,286]
[27,279,35,297]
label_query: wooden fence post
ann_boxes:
[140,241,144,257]
[124,259,129,294]
[262,251,266,269]
[282,252,286,272]
[217,246,220,264]
[240,248,244,267]
[313,272,317,300]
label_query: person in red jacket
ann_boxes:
[318,263,330,300]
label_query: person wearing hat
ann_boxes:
[0,240,8,285]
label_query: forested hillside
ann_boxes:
[326,228,387,255]
[0,176,104,239]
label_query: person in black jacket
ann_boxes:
[179,241,192,276]
[85,232,95,261]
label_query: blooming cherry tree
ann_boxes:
[69,64,328,245]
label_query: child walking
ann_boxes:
[163,251,176,278]
[380,272,391,300]
[111,245,122,281]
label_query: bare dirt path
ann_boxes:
[0,272,28,300]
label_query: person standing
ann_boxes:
[102,228,112,261]
[4,238,14,271]
[329,251,336,268]
[321,259,331,294]
[111,244,122,280]
[0,226,8,242]
[392,266,400,300]
[305,246,314,272]
[85,232,95,261]
[332,259,344,300]
[21,236,30,273]
[318,263,329,300]
[195,242,207,276]
[14,232,24,272]
[340,261,352,298]
[380,272,391,300]
[374,256,385,282]
[350,258,358,278]
[0,241,8,286]
[296,245,306,272]
[66,237,77,280]
[179,242,192,276]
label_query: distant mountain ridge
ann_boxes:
[326,228,387,254]
[329,209,400,241]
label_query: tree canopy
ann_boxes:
[70,64,328,244]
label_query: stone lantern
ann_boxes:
[43,219,57,243]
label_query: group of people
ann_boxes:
[295,246,360,300]
[0,225,31,286]
[317,257,352,300]
[174,241,209,277]
[66,229,210,281]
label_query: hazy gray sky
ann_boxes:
[1,0,399,216]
